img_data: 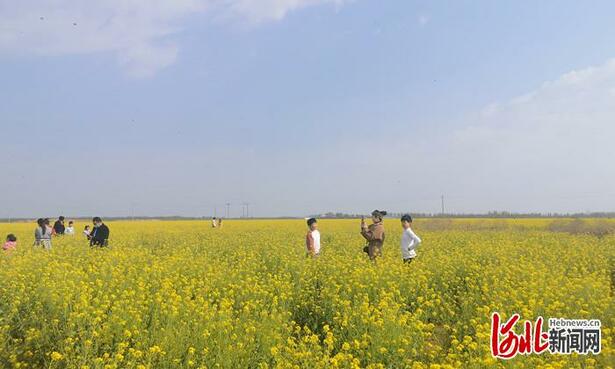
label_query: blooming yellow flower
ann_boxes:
[0,219,609,369]
[50,352,63,361]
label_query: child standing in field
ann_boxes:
[83,225,91,239]
[305,218,321,258]
[65,221,75,235]
[400,214,421,263]
[3,234,17,251]
[361,210,387,261]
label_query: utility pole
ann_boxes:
[226,203,230,218]
[441,195,445,215]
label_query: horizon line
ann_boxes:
[3,211,615,222]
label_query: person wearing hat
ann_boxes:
[361,210,387,261]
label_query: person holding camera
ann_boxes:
[361,210,387,261]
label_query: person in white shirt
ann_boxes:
[83,225,91,239]
[65,221,75,235]
[400,214,421,263]
[305,218,321,258]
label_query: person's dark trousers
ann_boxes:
[90,240,109,248]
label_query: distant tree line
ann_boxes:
[3,211,615,223]
[311,211,615,219]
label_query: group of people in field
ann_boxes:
[2,216,110,252]
[4,211,418,262]
[211,217,223,228]
[305,210,422,263]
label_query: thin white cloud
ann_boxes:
[418,14,429,26]
[443,59,615,212]
[0,0,347,77]
[225,0,347,23]
[311,58,615,213]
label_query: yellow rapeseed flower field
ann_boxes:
[0,219,613,368]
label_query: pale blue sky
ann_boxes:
[2,0,615,217]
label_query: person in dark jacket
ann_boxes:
[90,217,110,247]
[53,216,66,235]
[361,210,387,261]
